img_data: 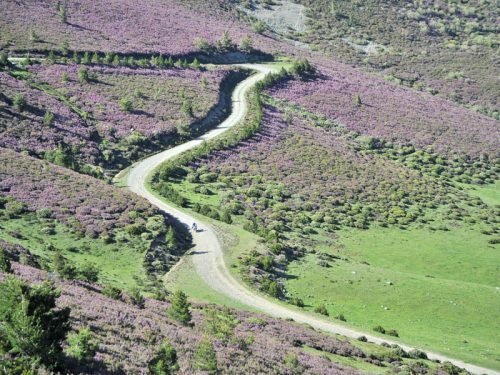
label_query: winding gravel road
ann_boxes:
[124,64,498,375]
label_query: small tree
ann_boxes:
[52,251,77,279]
[91,52,101,64]
[0,277,71,370]
[190,58,201,69]
[72,51,81,64]
[182,99,193,117]
[252,20,267,34]
[57,3,67,23]
[66,327,98,362]
[355,94,362,107]
[148,340,180,375]
[239,35,253,53]
[167,290,191,325]
[43,111,55,126]
[82,52,91,64]
[193,338,217,374]
[194,38,211,52]
[119,97,133,112]
[48,50,57,64]
[130,287,145,309]
[0,247,12,273]
[219,31,233,50]
[13,94,26,111]
[0,51,9,66]
[78,67,89,84]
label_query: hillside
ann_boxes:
[0,0,498,374]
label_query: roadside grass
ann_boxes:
[0,214,143,290]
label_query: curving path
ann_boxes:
[123,64,498,375]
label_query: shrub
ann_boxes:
[102,285,122,300]
[267,280,280,297]
[284,352,300,369]
[148,340,179,375]
[0,277,71,370]
[373,325,386,334]
[314,304,329,316]
[57,3,67,23]
[203,307,239,343]
[42,111,55,126]
[357,336,368,342]
[52,251,77,279]
[193,338,217,374]
[220,210,232,224]
[78,67,89,84]
[167,290,192,326]
[0,247,12,273]
[66,327,98,362]
[290,297,304,308]
[387,329,399,337]
[239,35,253,53]
[182,99,193,117]
[130,287,145,309]
[0,51,8,66]
[78,262,99,283]
[194,38,211,52]
[335,314,346,322]
[13,94,26,111]
[252,20,267,34]
[408,349,428,360]
[119,97,133,112]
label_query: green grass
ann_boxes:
[464,180,500,207]
[0,214,144,290]
[160,169,500,369]
[285,225,500,370]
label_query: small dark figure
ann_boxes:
[192,222,198,232]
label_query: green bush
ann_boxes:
[102,285,122,300]
[130,288,145,309]
[0,247,12,273]
[167,290,192,326]
[193,338,217,374]
[78,262,99,283]
[13,94,27,111]
[119,97,133,112]
[314,304,329,316]
[66,327,98,362]
[148,340,179,374]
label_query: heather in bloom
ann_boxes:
[267,60,499,158]
[1,263,366,374]
[0,0,260,56]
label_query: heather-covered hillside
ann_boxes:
[1,263,365,374]
[0,0,258,56]
[292,0,499,118]
[1,62,237,171]
[268,59,499,159]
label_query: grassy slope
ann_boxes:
[0,214,143,290]
[285,222,499,369]
[165,169,500,369]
